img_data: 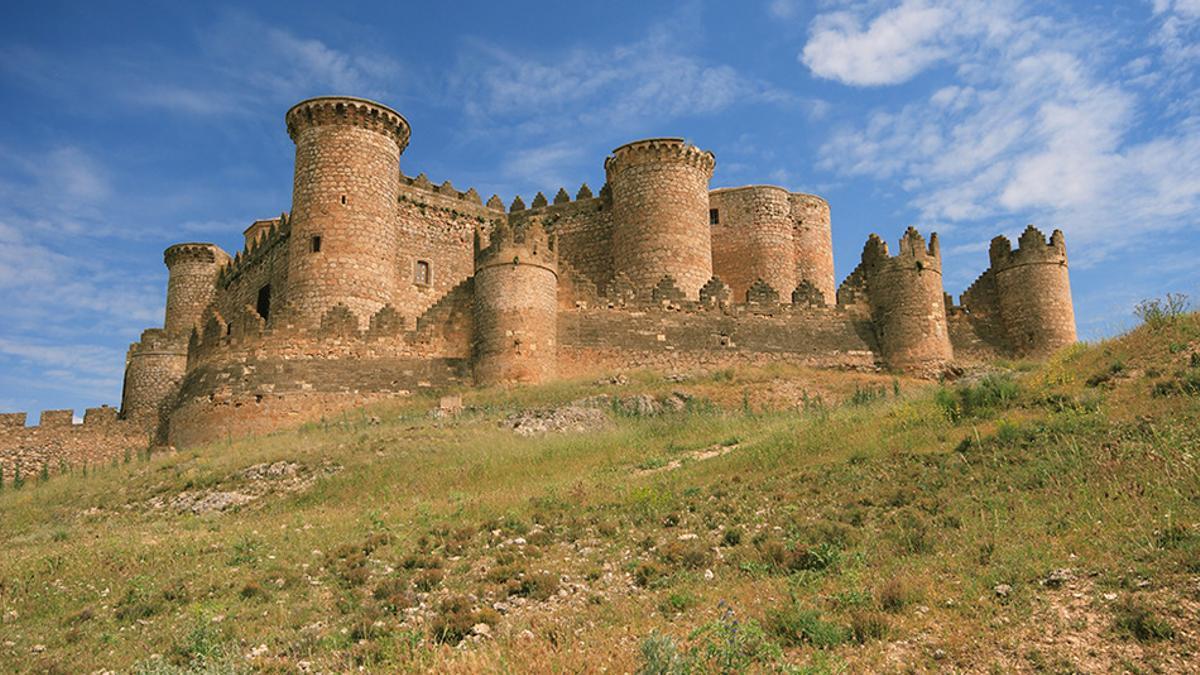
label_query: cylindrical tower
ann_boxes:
[708,186,795,302]
[605,138,715,299]
[790,193,835,304]
[284,96,410,328]
[991,226,1077,357]
[864,228,953,373]
[163,243,229,337]
[121,329,187,436]
[472,222,559,386]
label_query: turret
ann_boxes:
[709,186,795,302]
[861,228,953,373]
[283,96,410,328]
[472,221,558,386]
[790,193,835,304]
[605,138,716,299]
[163,243,229,338]
[988,226,1076,356]
[120,328,187,439]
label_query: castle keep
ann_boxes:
[0,96,1077,472]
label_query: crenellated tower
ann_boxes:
[283,96,411,328]
[860,227,952,373]
[790,193,835,304]
[709,186,795,302]
[472,220,559,386]
[163,242,229,337]
[120,328,187,438]
[605,138,716,299]
[989,226,1076,356]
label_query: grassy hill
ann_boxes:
[1,312,1198,673]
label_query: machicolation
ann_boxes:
[1,95,1078,475]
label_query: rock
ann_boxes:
[247,644,269,658]
[677,533,698,541]
[993,584,1012,598]
[504,404,610,436]
[367,415,381,425]
[472,623,491,637]
[619,395,660,416]
[1043,568,1073,588]
[933,648,947,660]
[704,569,715,580]
[1102,592,1118,601]
[518,629,536,641]
[31,644,46,654]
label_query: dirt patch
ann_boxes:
[146,461,341,515]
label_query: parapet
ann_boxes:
[604,138,715,178]
[862,227,942,273]
[989,225,1068,269]
[474,221,558,274]
[164,242,229,268]
[243,217,282,248]
[130,328,187,356]
[285,96,411,151]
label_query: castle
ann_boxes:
[0,96,1077,475]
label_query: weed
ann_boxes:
[429,595,499,645]
[878,576,921,612]
[1134,294,1190,330]
[507,570,559,600]
[1113,599,1175,642]
[721,528,742,547]
[638,632,691,675]
[413,568,444,592]
[659,591,700,614]
[765,598,848,648]
[691,603,783,671]
[849,611,889,643]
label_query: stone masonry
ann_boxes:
[0,95,1079,466]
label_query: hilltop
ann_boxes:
[1,311,1198,673]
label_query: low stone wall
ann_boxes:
[557,303,880,378]
[0,407,150,482]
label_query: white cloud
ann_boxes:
[808,1,1200,272]
[801,0,957,86]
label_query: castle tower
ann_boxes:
[283,96,411,328]
[862,228,953,373]
[789,193,836,304]
[709,186,796,302]
[989,226,1077,356]
[120,329,187,438]
[163,243,229,337]
[605,138,716,298]
[472,221,558,386]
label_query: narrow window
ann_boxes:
[256,284,271,321]
[340,195,347,205]
[311,235,322,253]
[415,260,431,286]
[709,208,720,225]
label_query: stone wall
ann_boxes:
[606,139,715,298]
[0,407,149,482]
[121,329,187,436]
[164,243,230,337]
[216,220,291,328]
[558,303,878,378]
[790,193,836,305]
[710,186,795,302]
[990,227,1077,357]
[284,97,409,328]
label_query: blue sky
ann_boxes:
[0,0,1197,416]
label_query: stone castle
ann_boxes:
[0,96,1076,476]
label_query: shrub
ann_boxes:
[765,600,848,648]
[413,568,444,592]
[635,562,670,588]
[1114,600,1175,642]
[937,374,1020,422]
[429,595,498,644]
[850,611,890,643]
[507,571,559,600]
[878,576,920,612]
[1134,293,1190,330]
[372,577,417,613]
[659,591,699,614]
[239,580,268,601]
[692,604,782,671]
[638,632,691,675]
[658,539,710,570]
[721,528,742,547]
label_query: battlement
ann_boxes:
[243,217,283,248]
[604,138,715,178]
[130,328,187,355]
[989,225,1068,269]
[219,214,290,287]
[862,227,941,273]
[285,96,411,151]
[503,183,610,217]
[400,172,498,212]
[474,221,558,274]
[0,405,120,431]
[164,242,229,268]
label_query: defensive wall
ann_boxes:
[0,94,1079,467]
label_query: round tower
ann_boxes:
[708,186,795,302]
[790,193,835,304]
[283,96,410,328]
[863,228,953,373]
[472,221,559,386]
[163,243,229,337]
[121,328,187,437]
[990,226,1077,357]
[605,138,715,299]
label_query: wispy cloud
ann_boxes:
[801,1,1200,277]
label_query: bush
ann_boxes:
[691,604,783,671]
[1134,293,1190,330]
[850,611,890,643]
[1114,600,1175,642]
[877,576,921,613]
[429,595,498,644]
[936,374,1020,422]
[658,539,710,570]
[658,591,699,614]
[637,633,691,675]
[765,600,848,648]
[506,571,559,600]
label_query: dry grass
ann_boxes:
[1,324,1199,672]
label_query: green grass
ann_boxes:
[2,319,1200,672]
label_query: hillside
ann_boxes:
[1,313,1198,673]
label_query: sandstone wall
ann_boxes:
[991,227,1077,357]
[164,243,229,337]
[710,186,796,302]
[0,407,149,482]
[215,221,291,327]
[607,139,715,298]
[284,97,409,328]
[790,193,836,304]
[121,329,187,436]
